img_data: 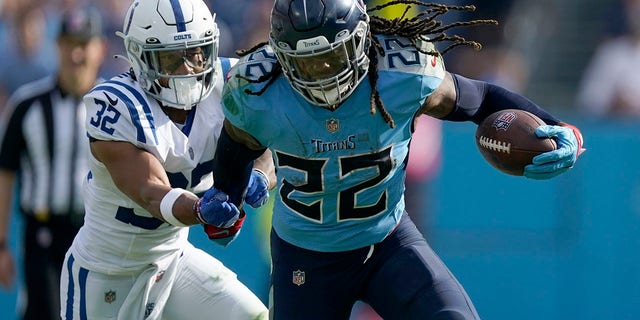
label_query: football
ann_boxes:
[475,109,557,176]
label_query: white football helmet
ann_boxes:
[118,0,219,110]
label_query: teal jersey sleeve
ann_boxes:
[222,36,445,252]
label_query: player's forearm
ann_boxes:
[213,127,265,206]
[138,184,202,226]
[445,73,560,125]
[253,149,276,190]
[112,171,202,226]
[91,140,201,226]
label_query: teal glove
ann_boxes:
[524,124,584,180]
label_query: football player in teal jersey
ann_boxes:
[212,1,585,319]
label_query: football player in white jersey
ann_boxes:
[59,0,273,319]
[212,0,584,319]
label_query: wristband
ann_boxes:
[160,188,192,227]
[192,198,206,224]
[0,239,6,251]
[253,168,272,190]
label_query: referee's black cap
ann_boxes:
[58,6,104,39]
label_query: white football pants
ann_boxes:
[60,243,268,319]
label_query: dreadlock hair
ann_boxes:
[236,0,498,128]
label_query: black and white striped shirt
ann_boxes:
[0,75,90,217]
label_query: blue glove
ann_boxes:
[196,188,240,228]
[245,169,270,208]
[524,125,582,180]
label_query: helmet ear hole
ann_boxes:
[120,0,220,110]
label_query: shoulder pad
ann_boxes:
[227,45,278,83]
[374,35,445,77]
[84,75,158,145]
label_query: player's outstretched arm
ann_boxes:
[90,140,238,227]
[421,72,585,179]
[422,72,560,125]
[90,140,188,219]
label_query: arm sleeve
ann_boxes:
[212,127,266,206]
[443,73,560,125]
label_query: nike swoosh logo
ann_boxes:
[431,56,437,67]
[104,92,119,106]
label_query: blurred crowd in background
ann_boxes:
[2,0,639,117]
[0,0,274,111]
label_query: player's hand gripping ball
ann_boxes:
[475,109,557,176]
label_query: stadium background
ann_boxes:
[1,0,638,319]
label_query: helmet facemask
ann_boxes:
[126,33,218,110]
[271,20,370,109]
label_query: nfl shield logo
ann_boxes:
[326,118,339,133]
[292,270,305,286]
[104,290,116,303]
[492,112,517,131]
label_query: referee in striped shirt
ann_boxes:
[0,6,107,320]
